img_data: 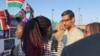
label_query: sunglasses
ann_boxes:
[61,19,71,22]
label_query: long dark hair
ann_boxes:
[21,16,52,56]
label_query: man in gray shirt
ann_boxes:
[61,10,84,46]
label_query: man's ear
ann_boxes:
[72,17,75,23]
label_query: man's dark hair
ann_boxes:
[61,10,75,19]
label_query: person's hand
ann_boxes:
[56,22,66,31]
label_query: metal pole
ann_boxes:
[91,18,92,22]
[52,9,54,23]
[78,8,80,25]
[80,14,82,24]
[97,18,98,22]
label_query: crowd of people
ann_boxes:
[10,10,100,56]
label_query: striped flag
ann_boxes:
[7,0,25,8]
[25,3,34,19]
[15,9,26,21]
[25,3,34,13]
[0,10,9,30]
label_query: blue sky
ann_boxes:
[0,0,100,25]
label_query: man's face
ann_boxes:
[61,15,74,29]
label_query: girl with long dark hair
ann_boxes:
[21,16,52,56]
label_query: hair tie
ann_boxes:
[22,18,28,24]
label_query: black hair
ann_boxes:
[35,16,52,42]
[61,10,75,19]
[21,16,52,56]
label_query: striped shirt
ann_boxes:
[43,41,64,56]
[15,41,64,56]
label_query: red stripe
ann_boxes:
[0,11,6,17]
[25,4,32,11]
[8,0,25,3]
[16,0,25,3]
[26,5,30,10]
